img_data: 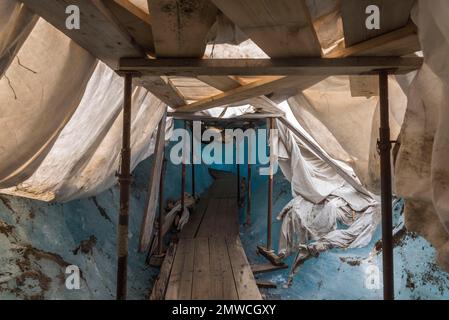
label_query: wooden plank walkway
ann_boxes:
[163,173,262,300]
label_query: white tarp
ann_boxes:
[2,62,170,202]
[0,18,97,189]
[0,1,37,75]
[273,103,380,283]
[0,4,170,202]
[395,0,449,272]
[288,76,407,192]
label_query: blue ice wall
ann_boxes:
[1,120,448,299]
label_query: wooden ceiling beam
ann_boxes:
[210,0,322,58]
[341,0,415,47]
[21,0,185,107]
[147,0,217,58]
[119,57,423,76]
[172,76,323,113]
[326,23,420,58]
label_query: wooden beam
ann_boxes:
[21,0,144,68]
[166,24,421,112]
[197,76,241,91]
[251,263,288,275]
[139,109,167,252]
[21,0,186,107]
[149,242,177,300]
[113,0,151,23]
[173,76,322,113]
[341,0,415,47]
[147,0,217,57]
[168,112,284,121]
[119,57,423,76]
[135,76,186,107]
[326,23,420,58]
[104,0,155,54]
[210,0,322,58]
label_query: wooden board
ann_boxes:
[226,236,262,300]
[211,0,321,58]
[104,0,155,54]
[349,75,379,97]
[165,238,196,299]
[150,243,177,300]
[209,237,238,299]
[22,0,186,107]
[251,263,289,275]
[169,77,221,101]
[120,57,422,77]
[341,0,415,47]
[135,76,186,107]
[162,175,261,300]
[172,76,326,112]
[148,0,217,57]
[21,0,143,68]
[327,23,420,58]
[192,238,211,299]
[139,110,167,251]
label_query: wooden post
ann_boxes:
[157,159,167,255]
[116,73,133,300]
[379,71,394,300]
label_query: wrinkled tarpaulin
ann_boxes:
[1,0,449,274]
[0,1,170,202]
[395,0,449,272]
[273,102,380,283]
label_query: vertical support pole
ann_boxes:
[246,127,252,226]
[116,73,132,300]
[236,137,240,204]
[267,118,274,251]
[190,120,195,198]
[379,71,394,300]
[157,159,167,255]
[181,121,186,214]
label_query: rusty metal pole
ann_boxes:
[246,128,252,226]
[267,118,274,251]
[379,71,394,300]
[190,121,195,198]
[116,73,133,300]
[157,159,167,255]
[236,137,241,204]
[181,122,187,213]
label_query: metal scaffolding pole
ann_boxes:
[266,118,274,250]
[116,73,133,300]
[379,70,394,300]
[190,120,195,198]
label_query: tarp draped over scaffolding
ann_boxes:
[394,0,449,272]
[0,6,170,201]
[0,16,97,189]
[1,0,449,273]
[287,76,407,192]
[2,62,171,202]
[273,103,380,272]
